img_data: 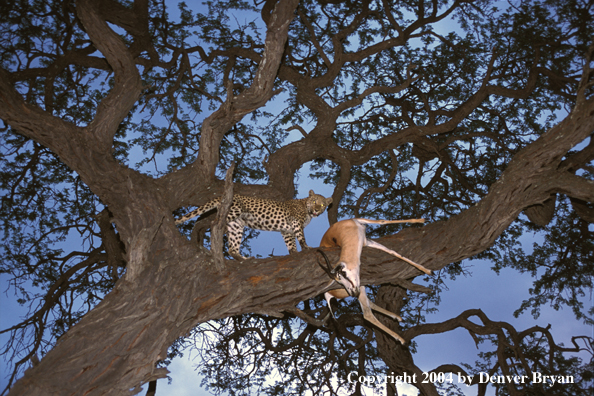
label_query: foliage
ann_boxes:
[1,0,593,395]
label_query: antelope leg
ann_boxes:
[365,239,432,275]
[358,287,406,344]
[367,300,403,322]
[355,218,425,225]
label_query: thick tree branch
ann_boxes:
[4,5,592,396]
[10,88,591,396]
[552,173,594,202]
[76,0,143,150]
[0,70,81,159]
[163,0,299,205]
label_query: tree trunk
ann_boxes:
[8,88,593,394]
[2,1,593,393]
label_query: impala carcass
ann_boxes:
[318,218,431,344]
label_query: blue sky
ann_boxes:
[135,177,592,396]
[1,159,591,395]
[1,1,592,394]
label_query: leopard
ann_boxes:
[175,190,333,260]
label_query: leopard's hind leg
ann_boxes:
[226,220,247,260]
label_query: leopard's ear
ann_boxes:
[326,197,333,204]
[309,189,315,196]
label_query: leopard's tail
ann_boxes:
[175,198,221,224]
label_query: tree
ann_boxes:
[1,0,593,395]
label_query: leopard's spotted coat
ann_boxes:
[176,190,332,259]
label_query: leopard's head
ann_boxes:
[306,190,332,217]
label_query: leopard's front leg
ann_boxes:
[295,226,310,250]
[281,231,299,254]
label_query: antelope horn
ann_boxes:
[316,249,338,280]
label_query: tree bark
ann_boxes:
[6,89,592,395]
[2,1,593,394]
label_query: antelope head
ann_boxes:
[317,250,360,298]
